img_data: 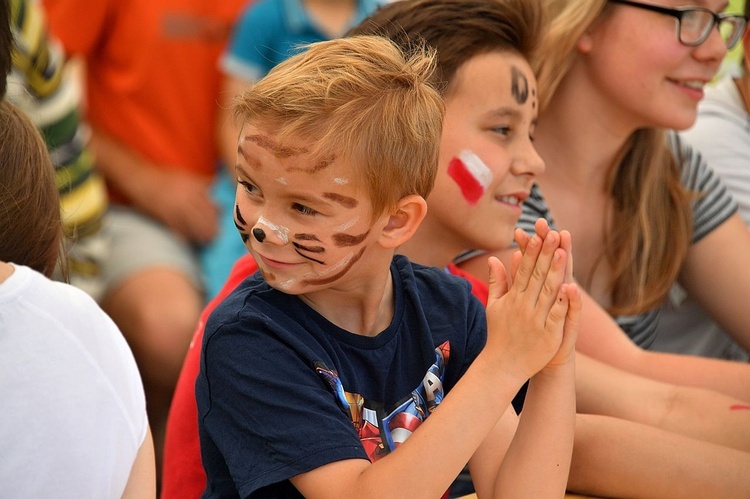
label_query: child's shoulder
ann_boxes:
[393,255,476,303]
[205,272,276,328]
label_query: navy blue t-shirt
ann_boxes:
[197,255,487,498]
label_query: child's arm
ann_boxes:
[481,268,579,498]
[468,240,580,498]
[291,231,575,498]
[575,352,750,453]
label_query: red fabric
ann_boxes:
[161,254,258,499]
[161,257,489,498]
[447,263,489,305]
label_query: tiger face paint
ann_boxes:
[233,125,380,294]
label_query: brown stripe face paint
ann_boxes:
[333,230,370,247]
[303,247,366,286]
[245,134,307,158]
[323,192,358,209]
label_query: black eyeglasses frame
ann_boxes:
[609,0,748,50]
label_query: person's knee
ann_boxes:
[103,269,202,382]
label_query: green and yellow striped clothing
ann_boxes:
[7,0,108,295]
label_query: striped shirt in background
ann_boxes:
[516,134,737,348]
[7,0,108,300]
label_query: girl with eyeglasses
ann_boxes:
[460,0,750,403]
[660,0,750,361]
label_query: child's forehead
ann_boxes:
[239,124,311,158]
[239,125,366,188]
[452,51,534,89]
[446,52,537,115]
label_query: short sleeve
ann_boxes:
[220,0,284,81]
[198,316,367,496]
[671,133,738,243]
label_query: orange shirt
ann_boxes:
[43,0,247,203]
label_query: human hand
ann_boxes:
[136,167,219,244]
[482,229,571,381]
[513,218,574,284]
[543,282,581,370]
[514,219,580,369]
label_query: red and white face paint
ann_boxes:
[447,150,494,205]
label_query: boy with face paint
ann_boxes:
[195,34,581,498]
[167,1,750,497]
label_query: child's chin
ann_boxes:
[479,230,514,252]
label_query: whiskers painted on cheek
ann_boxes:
[333,230,370,247]
[234,204,250,243]
[302,247,366,286]
[294,247,325,265]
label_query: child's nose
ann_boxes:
[252,217,290,246]
[512,140,545,177]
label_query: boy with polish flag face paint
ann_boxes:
[356,0,750,497]
[447,150,496,205]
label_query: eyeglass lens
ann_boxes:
[679,10,745,48]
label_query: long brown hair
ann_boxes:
[0,100,64,277]
[536,0,692,315]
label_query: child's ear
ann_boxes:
[379,195,427,249]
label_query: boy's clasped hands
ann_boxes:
[484,218,581,383]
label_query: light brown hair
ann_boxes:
[0,100,64,277]
[233,35,444,220]
[537,0,692,315]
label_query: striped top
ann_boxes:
[7,0,107,241]
[518,134,737,347]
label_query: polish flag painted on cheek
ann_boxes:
[447,150,493,205]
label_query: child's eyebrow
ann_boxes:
[323,192,358,209]
[244,134,307,158]
[286,155,337,174]
[484,107,522,120]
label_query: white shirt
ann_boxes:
[0,264,147,497]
